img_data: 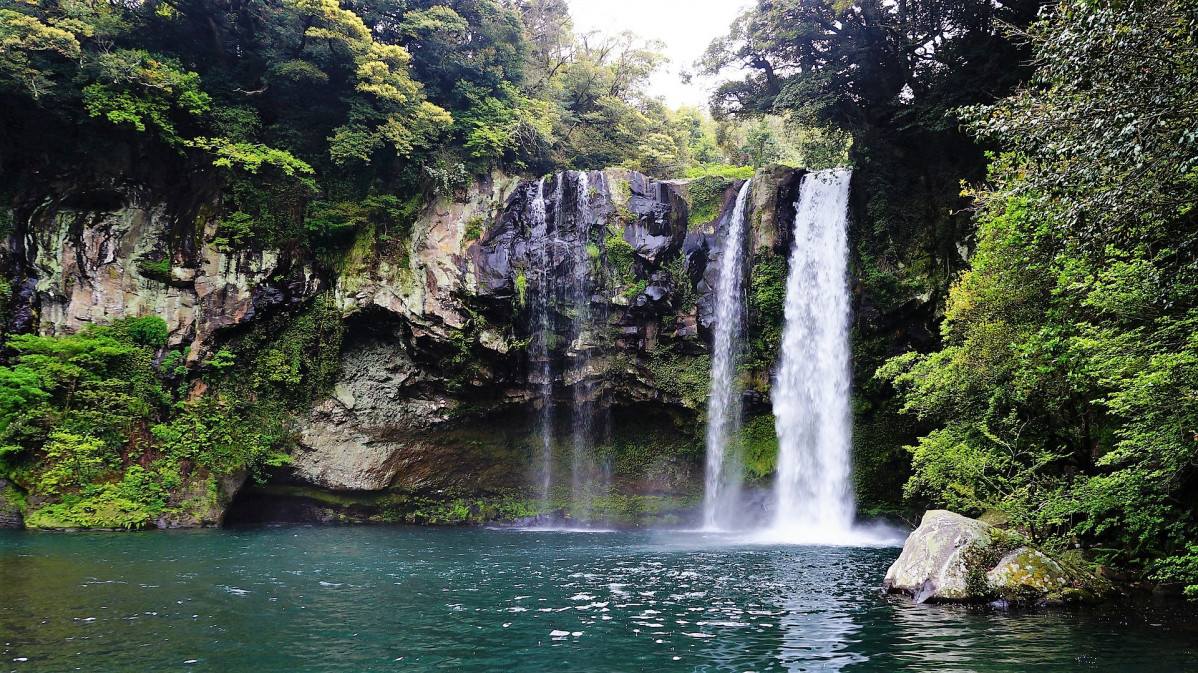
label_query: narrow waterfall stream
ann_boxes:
[770,168,855,541]
[567,171,605,523]
[702,179,753,530]
[528,171,608,524]
[528,177,555,503]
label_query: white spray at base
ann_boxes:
[702,179,753,530]
[768,168,860,544]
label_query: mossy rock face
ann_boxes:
[986,547,1073,600]
[883,509,994,602]
[0,479,25,529]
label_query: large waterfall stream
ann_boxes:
[702,180,753,530]
[770,168,856,541]
[700,168,873,543]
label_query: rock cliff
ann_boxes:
[1,167,803,526]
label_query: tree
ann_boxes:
[882,0,1198,593]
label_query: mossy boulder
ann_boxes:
[986,547,1071,599]
[883,509,994,602]
[884,509,1108,605]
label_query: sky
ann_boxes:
[565,0,754,109]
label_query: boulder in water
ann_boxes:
[883,509,1108,604]
[883,509,994,602]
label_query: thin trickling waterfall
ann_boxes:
[703,179,753,530]
[569,171,598,523]
[526,171,608,523]
[771,168,855,540]
[528,177,555,503]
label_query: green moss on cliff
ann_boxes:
[646,344,711,409]
[747,250,786,372]
[742,414,779,482]
[686,176,733,227]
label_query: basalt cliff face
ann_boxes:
[0,164,941,528]
[0,167,813,526]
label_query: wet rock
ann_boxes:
[7,189,318,357]
[620,171,688,266]
[289,332,430,491]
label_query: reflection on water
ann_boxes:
[774,550,868,671]
[1,527,1195,672]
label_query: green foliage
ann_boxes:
[646,344,711,410]
[879,0,1198,589]
[747,252,786,370]
[683,164,754,180]
[741,414,778,481]
[136,258,171,281]
[686,176,733,227]
[213,212,253,250]
[25,484,155,530]
[120,316,169,347]
[190,137,315,182]
[464,215,486,242]
[82,50,211,147]
[306,194,422,255]
[962,529,1026,599]
[961,0,1198,250]
[37,431,109,496]
[219,297,345,408]
[666,252,696,312]
[605,231,637,287]
[0,298,342,528]
[514,268,528,308]
[1152,545,1198,599]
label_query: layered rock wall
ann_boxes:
[1,168,801,523]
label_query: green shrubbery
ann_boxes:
[646,344,711,410]
[879,0,1198,593]
[685,176,734,227]
[0,299,345,529]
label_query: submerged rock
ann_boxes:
[884,509,1108,605]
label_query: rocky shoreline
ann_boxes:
[884,510,1117,606]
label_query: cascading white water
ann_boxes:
[569,171,598,523]
[526,171,611,524]
[529,177,555,503]
[771,168,855,541]
[703,179,753,530]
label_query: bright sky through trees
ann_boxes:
[566,0,752,107]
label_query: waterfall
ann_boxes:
[528,177,555,503]
[569,171,600,523]
[526,171,608,524]
[771,168,855,541]
[703,179,753,530]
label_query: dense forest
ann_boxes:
[1,0,1196,598]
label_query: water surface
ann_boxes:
[2,527,1195,671]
